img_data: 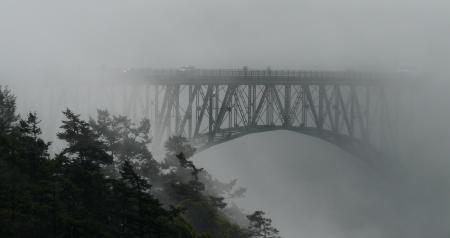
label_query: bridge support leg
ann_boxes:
[248,84,252,127]
[301,85,307,127]
[188,85,193,138]
[175,85,180,133]
[284,85,291,127]
[208,85,214,142]
[319,85,325,129]
[334,85,340,134]
[252,85,256,126]
[154,85,159,141]
[266,86,273,126]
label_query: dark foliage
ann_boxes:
[0,86,18,133]
[0,88,280,238]
[247,211,280,238]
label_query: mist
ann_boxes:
[2,0,450,71]
[2,1,450,238]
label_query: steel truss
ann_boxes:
[126,68,394,158]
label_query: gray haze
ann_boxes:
[1,0,450,72]
[2,1,450,238]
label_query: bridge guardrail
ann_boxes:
[127,68,382,81]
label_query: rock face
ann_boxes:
[195,130,395,238]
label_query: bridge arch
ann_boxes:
[191,127,380,159]
[123,68,396,158]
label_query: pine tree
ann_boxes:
[247,211,280,238]
[115,160,195,237]
[0,88,273,238]
[0,93,53,236]
[0,86,18,133]
[58,109,112,167]
[90,110,159,181]
[55,109,115,237]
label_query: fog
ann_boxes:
[2,1,450,237]
[2,0,450,72]
[195,129,450,238]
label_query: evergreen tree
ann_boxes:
[58,109,112,167]
[115,160,192,237]
[52,109,115,236]
[90,110,159,181]
[0,88,278,238]
[0,107,53,236]
[0,86,18,133]
[54,109,201,237]
[161,136,251,238]
[247,211,280,238]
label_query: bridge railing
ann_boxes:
[129,68,377,79]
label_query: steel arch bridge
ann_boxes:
[124,68,396,158]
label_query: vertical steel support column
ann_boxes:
[350,85,355,137]
[156,86,174,143]
[301,85,307,127]
[167,88,173,137]
[196,87,200,127]
[244,67,251,127]
[154,85,159,138]
[188,85,193,138]
[229,93,233,129]
[334,85,340,133]
[248,84,252,127]
[215,85,219,119]
[318,85,325,129]
[266,87,273,126]
[266,68,273,126]
[233,92,238,127]
[208,85,214,142]
[175,85,180,133]
[284,84,291,127]
[252,85,256,126]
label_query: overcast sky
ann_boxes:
[1,0,450,71]
[2,2,450,237]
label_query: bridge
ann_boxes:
[123,67,397,158]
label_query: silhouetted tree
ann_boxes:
[90,109,159,181]
[0,103,53,236]
[58,109,112,167]
[161,136,251,238]
[114,160,191,237]
[0,87,276,238]
[52,109,116,236]
[0,86,18,133]
[247,211,280,238]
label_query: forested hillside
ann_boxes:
[0,86,280,238]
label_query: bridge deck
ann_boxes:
[124,68,385,85]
